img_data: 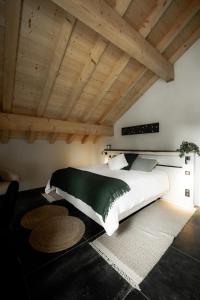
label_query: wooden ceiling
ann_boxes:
[0,0,200,144]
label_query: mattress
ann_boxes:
[45,164,169,235]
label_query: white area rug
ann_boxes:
[90,200,195,290]
[42,192,63,202]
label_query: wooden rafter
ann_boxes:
[52,0,174,82]
[0,130,10,144]
[92,135,102,144]
[99,1,200,124]
[61,0,132,120]
[0,112,113,137]
[49,132,60,144]
[66,134,74,144]
[27,131,37,144]
[82,0,173,124]
[81,135,91,144]
[113,24,200,122]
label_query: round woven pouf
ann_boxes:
[21,205,69,229]
[29,216,85,253]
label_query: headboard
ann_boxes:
[102,149,195,208]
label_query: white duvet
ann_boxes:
[45,164,169,236]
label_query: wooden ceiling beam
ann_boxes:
[0,112,113,137]
[27,131,37,144]
[99,1,200,124]
[37,13,76,117]
[52,0,173,82]
[113,0,132,15]
[66,134,74,144]
[3,0,22,113]
[92,135,102,144]
[61,0,131,120]
[0,130,10,144]
[49,132,60,144]
[82,0,173,123]
[81,135,92,144]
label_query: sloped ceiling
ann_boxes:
[0,0,200,144]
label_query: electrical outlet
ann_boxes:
[185,189,190,197]
[185,171,190,175]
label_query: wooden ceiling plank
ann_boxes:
[83,0,174,124]
[52,0,174,81]
[0,112,113,137]
[100,2,200,124]
[82,53,130,122]
[139,0,173,37]
[37,13,76,117]
[156,0,200,52]
[61,0,131,120]
[113,74,158,122]
[170,26,200,64]
[98,67,146,123]
[61,36,107,119]
[3,0,22,113]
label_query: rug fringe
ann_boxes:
[90,242,141,290]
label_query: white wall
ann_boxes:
[109,39,200,205]
[0,139,106,191]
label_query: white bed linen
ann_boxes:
[45,164,169,236]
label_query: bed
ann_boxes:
[45,163,169,236]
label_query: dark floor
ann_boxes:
[2,187,200,300]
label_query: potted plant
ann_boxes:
[177,141,200,163]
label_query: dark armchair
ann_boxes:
[0,168,20,227]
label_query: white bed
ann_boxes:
[45,163,169,236]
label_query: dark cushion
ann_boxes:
[122,153,138,170]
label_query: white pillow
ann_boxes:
[108,154,128,170]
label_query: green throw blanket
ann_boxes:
[50,167,130,222]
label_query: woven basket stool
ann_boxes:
[29,215,85,253]
[21,205,69,230]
